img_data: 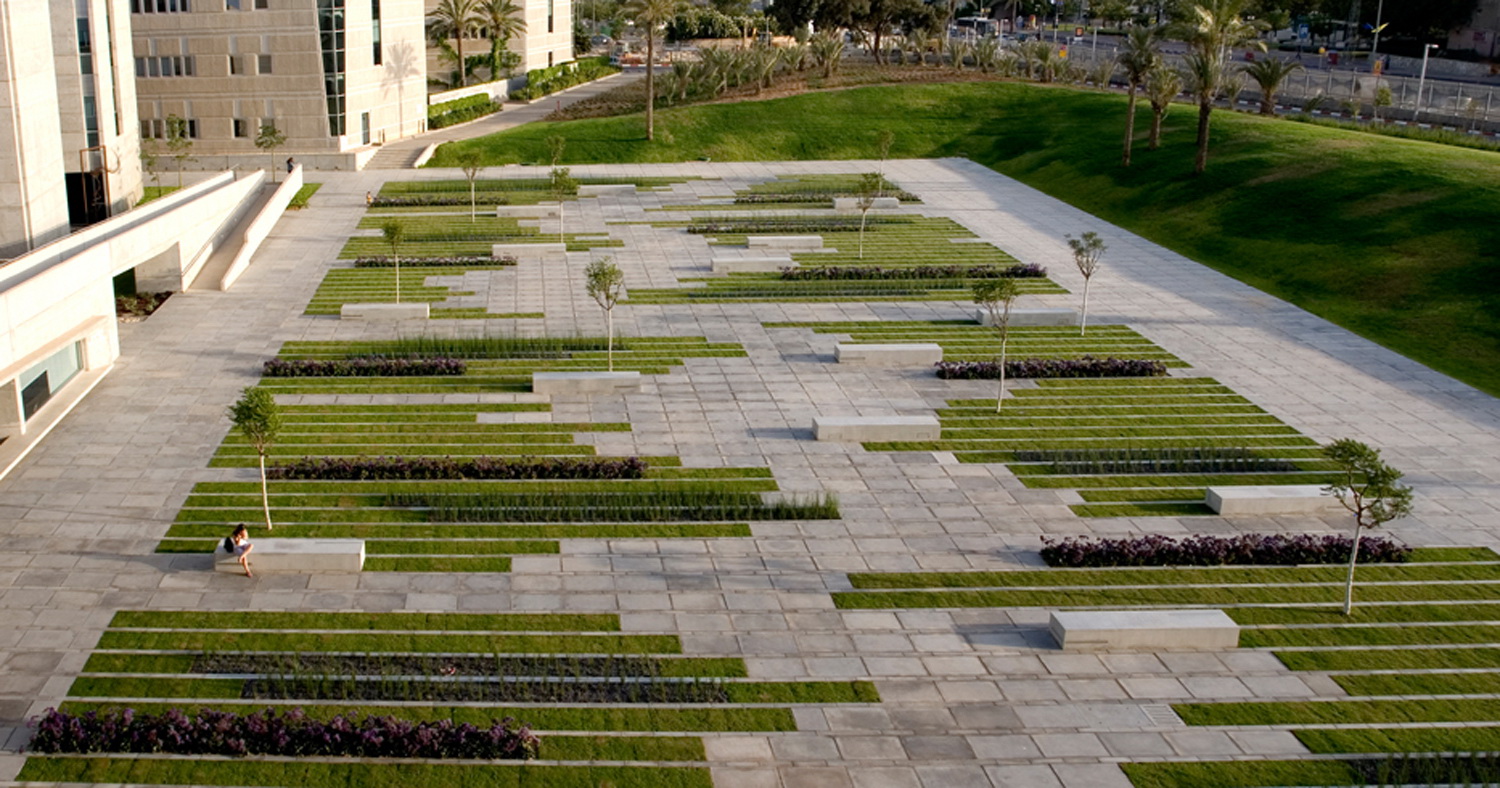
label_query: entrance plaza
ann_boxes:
[1,159,1498,787]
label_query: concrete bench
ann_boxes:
[578,184,636,196]
[216,538,366,574]
[833,196,901,212]
[340,303,429,320]
[532,371,642,396]
[1206,485,1344,516]
[813,415,940,442]
[975,307,1079,327]
[1049,609,1240,651]
[492,243,567,261]
[495,204,561,218]
[746,235,823,250]
[711,256,795,275]
[834,343,943,366]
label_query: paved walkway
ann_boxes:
[0,159,1496,786]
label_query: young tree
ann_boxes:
[854,172,883,260]
[1242,57,1301,116]
[165,114,194,188]
[254,123,287,183]
[227,387,282,531]
[1322,439,1413,615]
[1066,231,1106,336]
[585,257,626,371]
[549,166,578,243]
[973,278,1021,413]
[1118,26,1162,167]
[380,219,405,302]
[624,0,684,141]
[875,129,895,171]
[456,149,485,221]
[481,0,527,79]
[1144,64,1182,150]
[429,0,481,86]
[546,134,567,167]
[810,31,844,77]
[140,138,162,193]
[1176,0,1264,174]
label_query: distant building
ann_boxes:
[1450,0,1500,59]
[423,0,573,91]
[1,0,142,259]
[131,0,428,170]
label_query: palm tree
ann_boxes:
[1176,0,1265,173]
[625,0,683,142]
[1118,26,1162,167]
[1242,57,1301,116]
[1144,64,1182,150]
[480,0,526,80]
[429,0,481,87]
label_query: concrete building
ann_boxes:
[131,0,428,170]
[1450,0,1500,59]
[423,0,573,89]
[2,0,142,260]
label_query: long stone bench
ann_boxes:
[813,415,940,442]
[1049,609,1240,651]
[746,235,823,250]
[340,303,429,320]
[532,371,642,396]
[215,538,366,574]
[495,204,561,218]
[578,184,636,196]
[1206,485,1344,516]
[832,196,901,212]
[975,307,1079,327]
[711,256,795,275]
[834,343,943,366]
[492,242,567,261]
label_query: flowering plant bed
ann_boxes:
[1040,533,1412,568]
[269,455,648,481]
[262,357,466,377]
[353,255,514,268]
[935,356,1168,379]
[779,264,1046,281]
[115,291,173,319]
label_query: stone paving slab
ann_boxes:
[1,159,1498,786]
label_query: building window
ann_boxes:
[233,118,248,137]
[138,55,194,77]
[256,0,268,7]
[258,53,272,73]
[229,54,241,74]
[18,344,83,421]
[547,0,554,32]
[318,0,346,137]
[370,0,381,65]
[360,111,370,144]
[226,0,240,8]
[131,0,191,12]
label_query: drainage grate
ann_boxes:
[1141,704,1185,727]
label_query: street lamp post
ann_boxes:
[1369,0,1385,72]
[1415,42,1437,122]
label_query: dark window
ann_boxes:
[258,53,272,73]
[371,0,382,65]
[233,118,248,137]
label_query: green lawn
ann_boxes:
[432,82,1500,396]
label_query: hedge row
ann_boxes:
[934,356,1168,380]
[427,94,502,130]
[268,456,649,481]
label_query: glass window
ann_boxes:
[258,53,272,73]
[19,343,83,421]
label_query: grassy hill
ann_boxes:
[431,82,1500,397]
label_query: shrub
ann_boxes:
[261,357,466,377]
[388,489,840,522]
[427,94,502,130]
[934,356,1167,379]
[1013,446,1297,475]
[115,291,173,318]
[686,218,897,234]
[732,189,920,204]
[28,706,539,760]
[1040,533,1412,568]
[370,195,510,207]
[510,57,618,102]
[779,264,1046,281]
[353,255,511,268]
[269,455,649,481]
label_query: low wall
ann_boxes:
[220,166,303,290]
[428,76,528,105]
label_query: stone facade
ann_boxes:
[423,0,575,88]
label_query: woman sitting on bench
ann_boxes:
[225,524,254,577]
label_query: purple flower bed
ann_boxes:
[353,255,514,268]
[262,357,466,378]
[778,264,1047,281]
[1040,533,1412,568]
[28,707,540,760]
[269,455,648,481]
[934,356,1168,380]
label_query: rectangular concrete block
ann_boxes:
[834,343,943,366]
[1206,485,1344,516]
[975,307,1079,327]
[1049,609,1240,651]
[746,235,823,250]
[216,538,365,574]
[832,196,900,212]
[532,371,642,396]
[492,243,567,261]
[340,303,429,320]
[711,256,795,275]
[578,184,636,196]
[495,204,561,218]
[813,415,941,442]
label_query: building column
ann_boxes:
[0,377,23,436]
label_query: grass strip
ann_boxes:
[1294,727,1500,754]
[16,758,714,788]
[1230,602,1500,626]
[1174,698,1500,726]
[161,524,754,540]
[833,582,1500,609]
[1121,760,1362,788]
[1276,648,1500,672]
[1334,671,1500,696]
[80,653,747,679]
[110,611,620,632]
[96,631,678,654]
[364,556,514,572]
[1242,624,1500,649]
[847,563,1499,590]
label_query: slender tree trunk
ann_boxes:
[1261,92,1274,116]
[1194,100,1212,174]
[858,209,869,259]
[395,253,401,303]
[1343,521,1363,615]
[606,308,615,371]
[645,34,656,141]
[1149,108,1164,150]
[470,181,476,221]
[996,330,1008,413]
[258,452,273,530]
[1123,84,1138,166]
[456,35,466,87]
[559,200,565,244]
[1080,276,1091,337]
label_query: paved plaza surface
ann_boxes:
[1,158,1497,787]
